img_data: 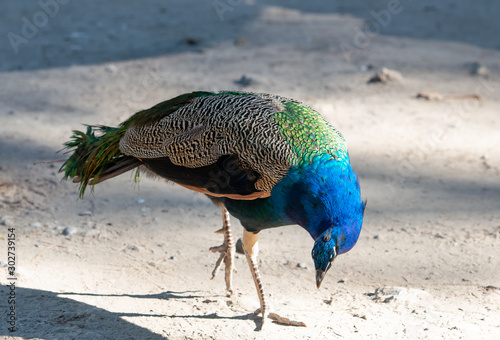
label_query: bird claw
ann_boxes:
[209,244,228,277]
[209,239,235,295]
[213,228,224,234]
[253,308,306,327]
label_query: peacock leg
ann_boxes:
[242,229,269,321]
[242,229,307,328]
[209,205,235,295]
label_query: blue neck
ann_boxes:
[224,154,364,254]
[282,155,364,253]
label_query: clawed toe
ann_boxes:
[210,243,230,279]
[210,206,235,294]
[209,244,225,253]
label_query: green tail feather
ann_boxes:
[60,125,128,198]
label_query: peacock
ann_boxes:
[60,91,366,326]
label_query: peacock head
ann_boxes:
[311,198,366,289]
[285,160,366,288]
[311,229,338,288]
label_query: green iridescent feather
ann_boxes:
[60,125,128,197]
[273,101,348,165]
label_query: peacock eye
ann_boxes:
[322,234,331,242]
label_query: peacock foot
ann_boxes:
[209,221,235,295]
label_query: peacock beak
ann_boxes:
[315,256,335,288]
[316,269,327,288]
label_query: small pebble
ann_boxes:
[185,37,199,45]
[137,199,145,204]
[105,64,117,73]
[62,226,77,235]
[469,62,490,77]
[1,219,14,227]
[383,296,394,303]
[30,222,41,228]
[235,238,245,254]
[78,211,92,216]
[234,75,254,87]
[169,256,176,260]
[368,67,403,84]
[296,263,308,269]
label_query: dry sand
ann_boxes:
[0,1,499,339]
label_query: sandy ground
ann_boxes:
[1,1,500,339]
